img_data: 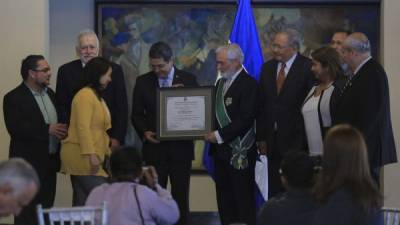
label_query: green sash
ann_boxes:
[215,78,255,170]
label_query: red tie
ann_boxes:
[276,63,286,94]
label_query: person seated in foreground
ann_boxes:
[311,124,383,225]
[258,151,317,225]
[85,146,179,225]
[0,158,39,218]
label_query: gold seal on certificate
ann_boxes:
[157,86,214,140]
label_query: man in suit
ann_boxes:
[330,29,352,77]
[334,32,397,184]
[56,29,127,147]
[204,44,258,225]
[257,29,315,198]
[3,55,67,225]
[258,151,317,225]
[132,42,198,225]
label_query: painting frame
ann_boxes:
[95,0,380,172]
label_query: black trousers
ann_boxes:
[14,170,56,225]
[145,153,192,225]
[70,175,108,206]
[214,156,256,225]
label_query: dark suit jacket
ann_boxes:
[56,59,128,143]
[3,83,59,179]
[131,68,198,162]
[311,188,383,225]
[210,70,258,162]
[333,58,397,168]
[259,189,317,225]
[257,53,315,156]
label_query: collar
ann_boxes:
[353,56,372,76]
[159,67,175,81]
[280,52,297,70]
[24,82,47,95]
[228,67,243,83]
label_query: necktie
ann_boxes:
[340,74,354,96]
[276,63,286,94]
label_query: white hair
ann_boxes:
[216,43,244,64]
[76,29,99,49]
[0,158,39,196]
[276,28,303,51]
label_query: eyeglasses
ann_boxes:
[33,68,51,73]
[271,43,290,51]
[150,63,168,70]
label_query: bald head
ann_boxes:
[343,32,371,55]
[341,32,372,73]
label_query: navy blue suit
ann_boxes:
[132,68,197,225]
[211,70,258,225]
[333,58,397,180]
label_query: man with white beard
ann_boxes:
[204,44,258,225]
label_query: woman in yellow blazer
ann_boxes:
[60,57,112,206]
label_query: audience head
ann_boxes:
[20,55,51,89]
[311,46,344,82]
[330,29,351,53]
[314,124,382,212]
[83,57,112,95]
[280,151,315,189]
[341,32,371,72]
[110,146,143,182]
[149,41,174,78]
[76,29,100,64]
[215,43,244,79]
[271,28,302,62]
[0,158,39,217]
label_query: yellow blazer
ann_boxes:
[61,87,111,176]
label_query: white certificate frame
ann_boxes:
[157,86,214,140]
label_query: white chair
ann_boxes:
[382,207,400,225]
[37,202,107,225]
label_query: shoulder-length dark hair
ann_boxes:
[82,57,111,98]
[311,46,344,81]
[313,124,382,212]
[109,147,143,182]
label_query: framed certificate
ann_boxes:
[157,86,214,140]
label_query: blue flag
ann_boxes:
[229,0,264,81]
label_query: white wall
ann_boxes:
[0,1,49,222]
[382,0,400,208]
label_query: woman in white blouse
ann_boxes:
[302,46,344,157]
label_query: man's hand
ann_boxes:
[204,131,217,143]
[88,154,100,175]
[257,141,268,155]
[144,131,160,144]
[142,166,158,190]
[49,123,68,139]
[110,138,120,149]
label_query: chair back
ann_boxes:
[383,207,400,225]
[37,202,107,225]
